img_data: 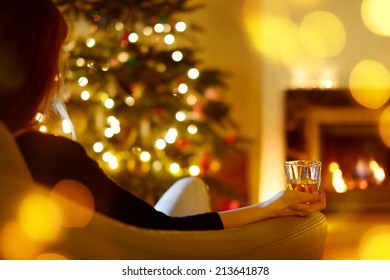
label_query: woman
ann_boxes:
[0,0,325,231]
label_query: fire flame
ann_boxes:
[329,159,385,193]
[369,160,385,185]
[329,162,348,193]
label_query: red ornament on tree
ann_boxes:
[224,134,236,145]
[200,153,211,175]
[120,31,130,48]
[192,102,204,120]
[175,138,189,149]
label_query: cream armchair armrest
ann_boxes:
[0,173,327,260]
[54,209,327,260]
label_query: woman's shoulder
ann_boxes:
[17,130,76,144]
[16,130,86,155]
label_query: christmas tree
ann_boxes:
[49,0,248,209]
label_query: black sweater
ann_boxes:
[15,131,223,231]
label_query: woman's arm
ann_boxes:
[218,189,326,229]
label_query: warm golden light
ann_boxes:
[104,98,115,109]
[50,180,95,228]
[289,0,325,7]
[102,151,119,170]
[61,119,73,134]
[178,83,188,94]
[359,225,390,259]
[186,95,197,106]
[117,51,130,63]
[328,162,340,173]
[86,38,96,48]
[128,32,139,43]
[362,0,390,36]
[175,111,186,122]
[93,142,104,153]
[76,58,85,67]
[104,127,114,138]
[0,221,42,259]
[164,34,175,45]
[244,14,297,64]
[115,22,124,32]
[187,124,198,135]
[332,168,348,193]
[349,60,390,109]
[80,90,91,100]
[175,21,187,32]
[189,165,201,176]
[210,161,222,173]
[124,96,135,106]
[140,151,151,162]
[18,193,62,241]
[35,112,45,123]
[188,68,200,79]
[39,125,48,133]
[165,128,178,144]
[152,160,163,171]
[169,162,181,175]
[143,26,153,36]
[107,116,121,134]
[154,23,164,33]
[369,160,385,184]
[155,138,167,150]
[242,0,326,73]
[300,11,346,58]
[378,106,390,149]
[172,51,183,62]
[78,77,88,87]
[108,159,119,170]
[36,253,68,260]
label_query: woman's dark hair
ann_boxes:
[0,0,68,133]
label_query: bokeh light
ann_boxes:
[300,11,346,58]
[242,0,335,73]
[362,0,390,37]
[188,68,200,79]
[18,192,62,242]
[175,21,187,32]
[349,60,390,109]
[154,23,164,33]
[0,221,42,259]
[359,225,390,259]
[189,165,201,176]
[169,162,181,175]
[36,253,68,260]
[128,32,139,43]
[243,11,297,64]
[378,106,390,149]
[140,151,151,162]
[50,180,95,228]
[172,51,183,62]
[289,0,325,7]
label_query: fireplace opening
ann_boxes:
[321,124,390,193]
[285,89,390,213]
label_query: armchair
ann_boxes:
[0,122,327,259]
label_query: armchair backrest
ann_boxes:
[0,123,32,180]
[0,122,327,260]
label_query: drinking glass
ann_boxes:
[284,160,322,193]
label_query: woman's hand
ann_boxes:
[264,189,326,218]
[219,189,326,229]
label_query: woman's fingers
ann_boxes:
[276,189,327,216]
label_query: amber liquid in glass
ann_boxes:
[287,179,319,193]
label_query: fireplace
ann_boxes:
[285,89,390,212]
